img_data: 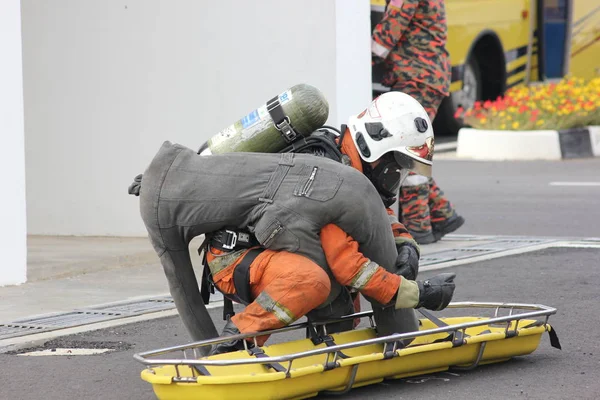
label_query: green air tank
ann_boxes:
[199,84,329,155]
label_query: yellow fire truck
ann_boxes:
[371,0,600,134]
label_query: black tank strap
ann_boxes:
[267,95,298,143]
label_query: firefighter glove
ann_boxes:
[394,273,456,311]
[395,242,419,281]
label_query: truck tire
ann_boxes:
[434,56,483,135]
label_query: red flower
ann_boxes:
[518,105,528,113]
[454,107,464,119]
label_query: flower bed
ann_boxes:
[455,78,600,160]
[455,77,600,131]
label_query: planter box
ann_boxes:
[457,126,600,161]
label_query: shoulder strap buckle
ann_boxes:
[221,230,238,250]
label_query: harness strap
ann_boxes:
[197,237,214,306]
[248,347,288,373]
[419,309,468,347]
[233,248,265,305]
[306,323,350,367]
[222,298,235,321]
[321,335,350,359]
[193,365,211,376]
[521,321,561,349]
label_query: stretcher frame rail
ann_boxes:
[133,301,556,381]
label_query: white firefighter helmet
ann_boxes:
[347,91,434,177]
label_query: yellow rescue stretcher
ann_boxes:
[135,302,561,400]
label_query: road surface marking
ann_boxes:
[18,348,114,356]
[549,182,600,187]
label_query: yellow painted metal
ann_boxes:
[140,317,551,400]
[570,1,600,79]
[450,81,463,93]
[507,71,527,86]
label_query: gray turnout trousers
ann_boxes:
[138,141,417,345]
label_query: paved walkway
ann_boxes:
[0,235,469,323]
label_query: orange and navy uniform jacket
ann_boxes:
[371,0,451,95]
[206,131,418,306]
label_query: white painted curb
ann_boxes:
[456,128,562,160]
[457,126,599,160]
[589,126,600,157]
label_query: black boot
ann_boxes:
[428,178,465,241]
[209,318,252,356]
[432,214,465,242]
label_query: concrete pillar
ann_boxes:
[0,0,27,285]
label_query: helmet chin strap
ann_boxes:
[362,160,398,208]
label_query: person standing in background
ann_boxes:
[371,0,464,244]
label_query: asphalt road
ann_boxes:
[2,158,600,400]
[430,158,600,238]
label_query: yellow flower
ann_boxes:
[500,124,506,129]
[499,111,506,117]
[479,118,487,124]
[536,120,544,126]
[512,121,520,129]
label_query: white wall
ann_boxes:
[22,0,371,236]
[335,0,372,127]
[0,0,27,285]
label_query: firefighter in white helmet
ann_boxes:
[199,91,454,355]
[130,92,456,356]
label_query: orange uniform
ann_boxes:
[206,131,417,344]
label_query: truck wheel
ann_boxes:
[433,57,483,135]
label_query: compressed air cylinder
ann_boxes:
[199,84,329,155]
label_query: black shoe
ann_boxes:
[409,230,437,245]
[432,215,465,242]
[209,319,252,355]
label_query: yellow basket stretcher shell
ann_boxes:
[135,302,561,400]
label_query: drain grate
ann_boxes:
[0,296,180,341]
[85,298,175,316]
[468,239,553,251]
[0,324,49,340]
[420,238,558,266]
[496,239,549,244]
[421,248,498,265]
[14,311,123,329]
